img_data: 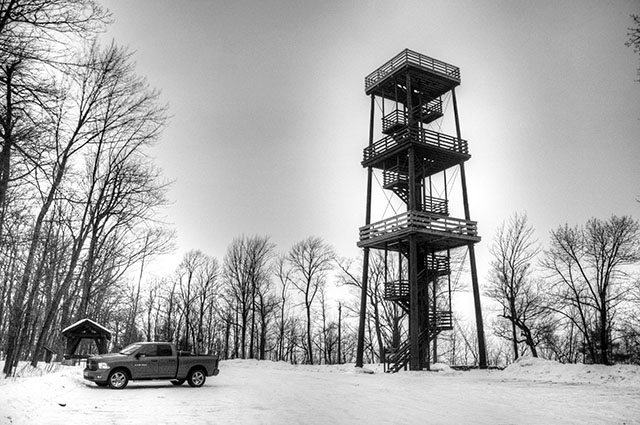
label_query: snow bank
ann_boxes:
[0,361,63,382]
[502,356,640,386]
[0,362,88,424]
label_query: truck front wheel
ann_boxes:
[187,368,206,387]
[108,370,129,389]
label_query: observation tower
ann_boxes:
[356,49,486,371]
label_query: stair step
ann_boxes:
[384,323,451,373]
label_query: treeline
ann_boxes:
[132,236,353,366]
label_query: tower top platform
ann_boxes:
[365,49,460,101]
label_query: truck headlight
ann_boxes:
[98,362,109,370]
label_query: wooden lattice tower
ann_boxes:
[356,49,487,371]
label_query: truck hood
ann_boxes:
[89,353,127,362]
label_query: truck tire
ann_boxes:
[170,379,185,386]
[187,368,206,387]
[108,369,129,389]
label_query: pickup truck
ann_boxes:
[83,341,220,389]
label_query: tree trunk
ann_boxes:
[511,318,519,360]
[600,300,609,364]
[371,295,384,364]
[306,301,313,364]
[0,65,16,239]
[337,303,342,364]
[519,323,538,358]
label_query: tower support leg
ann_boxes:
[355,94,376,368]
[451,87,487,369]
[409,235,420,370]
[355,247,370,368]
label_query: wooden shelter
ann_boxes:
[356,49,487,372]
[61,318,112,359]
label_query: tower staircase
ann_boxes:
[383,253,452,373]
[383,311,453,373]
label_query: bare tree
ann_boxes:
[143,279,162,341]
[542,215,640,364]
[337,252,395,363]
[222,235,274,359]
[23,42,169,369]
[245,236,275,358]
[255,280,277,360]
[194,255,220,354]
[222,238,251,358]
[626,15,640,81]
[486,212,545,359]
[0,0,109,235]
[273,254,293,361]
[171,250,219,353]
[318,285,331,364]
[287,236,334,365]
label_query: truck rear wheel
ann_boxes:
[187,368,206,387]
[108,369,129,389]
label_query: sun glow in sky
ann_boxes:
[99,0,640,290]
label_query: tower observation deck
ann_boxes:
[355,49,487,372]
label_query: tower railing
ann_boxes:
[382,110,407,134]
[425,254,450,275]
[365,49,460,92]
[359,211,478,243]
[429,310,453,330]
[382,165,409,187]
[384,279,409,300]
[381,99,443,134]
[422,196,449,216]
[413,100,443,124]
[363,127,468,163]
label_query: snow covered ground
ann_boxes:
[1,357,639,424]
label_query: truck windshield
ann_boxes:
[119,343,144,355]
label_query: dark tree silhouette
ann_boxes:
[486,213,545,359]
[542,215,640,364]
[288,236,334,365]
[626,15,640,80]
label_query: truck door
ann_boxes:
[133,344,159,378]
[156,343,177,378]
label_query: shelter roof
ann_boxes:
[61,318,112,339]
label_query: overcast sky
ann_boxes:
[98,0,640,285]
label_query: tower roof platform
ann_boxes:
[365,49,460,101]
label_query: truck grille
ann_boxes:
[86,359,98,371]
